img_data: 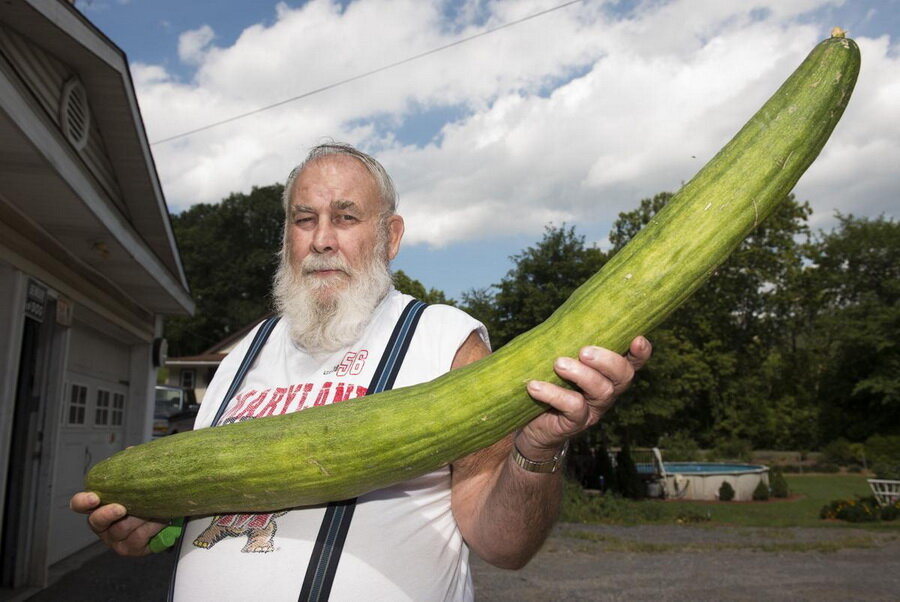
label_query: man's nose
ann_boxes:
[311,220,337,254]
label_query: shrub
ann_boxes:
[810,462,840,473]
[710,439,752,463]
[718,481,735,502]
[752,480,770,501]
[881,503,900,521]
[615,443,645,500]
[820,496,887,523]
[865,434,900,467]
[596,443,618,493]
[658,431,701,462]
[872,462,900,480]
[769,469,789,498]
[822,437,856,465]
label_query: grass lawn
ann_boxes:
[562,474,900,529]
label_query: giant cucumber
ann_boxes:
[86,32,860,518]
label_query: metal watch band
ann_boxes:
[512,440,569,473]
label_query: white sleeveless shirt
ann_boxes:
[172,290,488,601]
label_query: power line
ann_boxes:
[151,0,584,145]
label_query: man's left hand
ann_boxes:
[516,336,652,460]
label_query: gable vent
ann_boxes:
[60,77,90,150]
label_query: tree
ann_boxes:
[808,215,900,441]
[393,270,454,306]
[481,224,607,348]
[606,193,817,448]
[166,185,285,356]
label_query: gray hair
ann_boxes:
[282,142,398,215]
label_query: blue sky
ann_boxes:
[78,0,899,301]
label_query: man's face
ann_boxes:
[286,155,404,301]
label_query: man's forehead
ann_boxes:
[290,155,380,205]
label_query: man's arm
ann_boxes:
[449,332,651,569]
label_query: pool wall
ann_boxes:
[662,464,769,501]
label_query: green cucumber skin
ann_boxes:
[86,36,860,518]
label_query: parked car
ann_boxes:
[153,385,199,437]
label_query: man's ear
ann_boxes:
[386,214,405,260]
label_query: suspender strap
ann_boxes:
[298,299,428,602]
[211,315,282,426]
[167,315,282,601]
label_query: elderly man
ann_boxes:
[72,142,650,600]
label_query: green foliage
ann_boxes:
[392,270,454,306]
[166,185,286,356]
[658,431,701,462]
[710,439,753,463]
[865,434,900,466]
[823,437,857,465]
[610,194,826,449]
[753,480,770,501]
[718,481,735,502]
[770,469,790,498]
[811,215,900,443]
[872,463,900,480]
[596,443,618,494]
[819,496,900,522]
[614,443,645,500]
[467,224,606,348]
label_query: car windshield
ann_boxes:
[155,389,184,418]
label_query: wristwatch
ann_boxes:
[512,440,569,473]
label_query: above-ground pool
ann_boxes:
[638,462,769,501]
[664,462,769,501]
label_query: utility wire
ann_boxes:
[151,0,583,145]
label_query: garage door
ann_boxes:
[48,324,129,564]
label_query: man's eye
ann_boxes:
[295,216,314,225]
[337,214,358,223]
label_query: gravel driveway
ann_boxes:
[471,524,900,601]
[22,523,900,601]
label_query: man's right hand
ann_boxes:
[69,492,167,557]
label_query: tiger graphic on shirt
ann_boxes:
[192,350,368,553]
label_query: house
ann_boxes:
[0,0,193,591]
[163,317,271,404]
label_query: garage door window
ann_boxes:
[67,383,88,425]
[111,392,125,426]
[95,389,111,425]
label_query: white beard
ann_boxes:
[273,236,393,355]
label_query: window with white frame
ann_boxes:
[111,392,125,426]
[95,389,111,426]
[180,369,196,389]
[67,383,88,425]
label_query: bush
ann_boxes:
[710,439,752,463]
[658,431,701,462]
[881,503,900,521]
[615,443,645,500]
[822,437,856,465]
[809,462,840,473]
[820,496,882,522]
[718,481,735,502]
[752,480,770,501]
[865,434,900,466]
[872,462,900,480]
[769,469,790,498]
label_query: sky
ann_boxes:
[77,0,899,301]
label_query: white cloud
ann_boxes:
[136,0,898,247]
[178,24,216,66]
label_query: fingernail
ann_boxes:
[527,380,543,393]
[86,493,99,506]
[556,357,576,371]
[581,347,597,361]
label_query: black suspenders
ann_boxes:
[298,299,427,601]
[167,300,428,602]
